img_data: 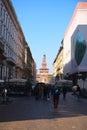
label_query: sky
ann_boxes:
[11,0,85,74]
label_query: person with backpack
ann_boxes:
[52,83,60,108]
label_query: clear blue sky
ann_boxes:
[11,0,85,74]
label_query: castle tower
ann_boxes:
[42,55,46,69]
[39,55,49,83]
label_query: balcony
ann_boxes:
[6,57,16,66]
[0,42,6,60]
[16,64,23,69]
[0,41,4,52]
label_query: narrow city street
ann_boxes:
[0,93,87,130]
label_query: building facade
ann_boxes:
[53,2,87,87]
[53,43,63,80]
[23,43,36,81]
[0,0,36,81]
[63,2,87,78]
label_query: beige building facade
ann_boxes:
[53,45,63,80]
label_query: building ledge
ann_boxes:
[16,64,23,69]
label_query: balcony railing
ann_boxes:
[6,57,16,65]
[0,41,4,52]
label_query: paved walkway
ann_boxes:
[0,93,87,130]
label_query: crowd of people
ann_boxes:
[0,80,82,107]
[33,82,68,108]
[34,83,51,100]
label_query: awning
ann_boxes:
[0,80,4,83]
[8,78,27,83]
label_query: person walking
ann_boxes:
[76,84,81,100]
[62,86,67,100]
[34,84,40,100]
[52,83,60,108]
[2,88,8,103]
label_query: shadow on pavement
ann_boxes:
[0,93,87,122]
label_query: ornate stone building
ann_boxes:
[0,0,36,81]
[36,55,52,84]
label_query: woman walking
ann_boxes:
[52,83,60,108]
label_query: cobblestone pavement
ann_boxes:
[0,93,87,130]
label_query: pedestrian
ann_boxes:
[34,84,40,100]
[46,84,51,100]
[43,85,47,100]
[76,84,81,100]
[62,86,67,100]
[52,83,60,108]
[2,88,7,103]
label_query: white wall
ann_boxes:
[63,4,87,76]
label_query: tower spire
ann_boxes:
[42,54,46,68]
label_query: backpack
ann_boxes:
[53,88,60,98]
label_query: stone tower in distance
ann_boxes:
[39,55,49,83]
